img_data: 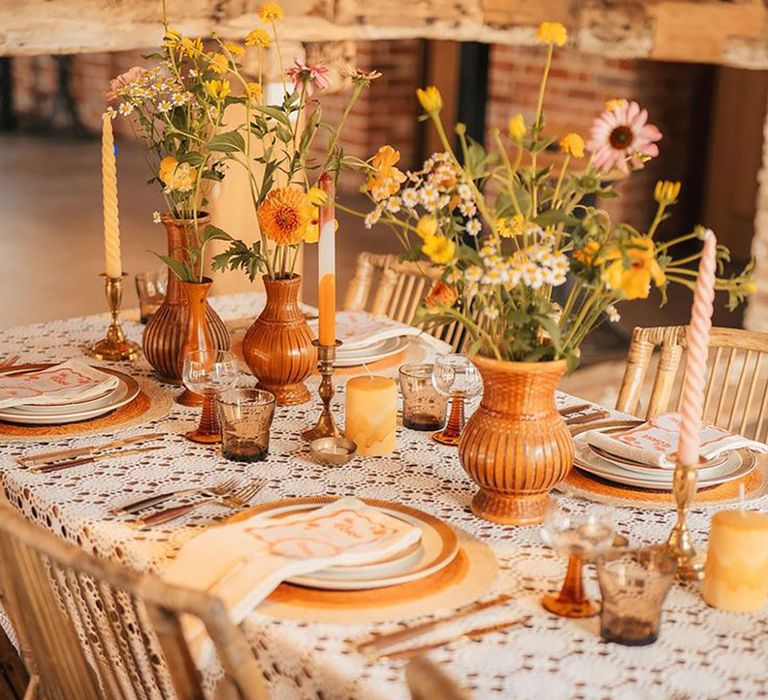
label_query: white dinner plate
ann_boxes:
[587,443,730,478]
[574,435,755,490]
[0,367,139,425]
[334,337,411,368]
[234,497,459,590]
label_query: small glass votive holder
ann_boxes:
[215,388,276,462]
[135,270,167,324]
[596,547,678,646]
[399,363,448,431]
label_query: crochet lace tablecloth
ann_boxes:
[1,292,767,700]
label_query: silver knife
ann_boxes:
[20,432,165,467]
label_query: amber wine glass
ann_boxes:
[182,350,239,444]
[430,354,483,446]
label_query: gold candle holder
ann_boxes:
[302,340,343,441]
[663,460,705,580]
[87,273,140,362]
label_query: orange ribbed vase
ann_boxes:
[142,215,230,383]
[242,275,316,406]
[459,356,573,525]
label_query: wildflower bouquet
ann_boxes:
[106,23,252,281]
[210,4,380,281]
[361,22,754,366]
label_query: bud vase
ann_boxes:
[242,275,316,406]
[142,214,230,385]
[458,356,573,525]
[176,279,216,407]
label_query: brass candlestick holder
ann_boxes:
[663,460,705,581]
[302,340,343,441]
[86,273,140,362]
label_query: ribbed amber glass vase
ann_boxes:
[242,274,316,406]
[142,214,230,384]
[458,355,573,525]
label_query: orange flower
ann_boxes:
[257,187,313,245]
[366,145,406,201]
[425,281,458,309]
[573,240,603,266]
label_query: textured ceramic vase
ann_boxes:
[458,356,573,525]
[242,275,316,406]
[142,215,230,384]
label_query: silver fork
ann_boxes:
[137,478,267,527]
[111,477,239,516]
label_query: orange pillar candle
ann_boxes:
[317,173,336,346]
[701,510,768,612]
[345,376,397,456]
[102,112,122,279]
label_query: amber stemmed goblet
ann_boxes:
[430,354,483,446]
[540,503,616,618]
[182,350,239,444]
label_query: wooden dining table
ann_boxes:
[0,291,766,699]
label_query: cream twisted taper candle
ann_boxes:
[677,231,717,466]
[102,112,122,279]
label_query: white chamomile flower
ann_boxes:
[105,106,117,119]
[465,265,483,283]
[157,99,173,113]
[420,184,439,205]
[189,68,199,78]
[550,255,570,275]
[459,201,477,218]
[152,211,162,224]
[386,197,402,213]
[402,188,418,208]
[607,305,621,323]
[118,102,134,116]
[457,183,472,201]
[465,219,482,237]
[437,194,451,209]
[484,307,500,321]
[445,269,462,284]
[364,205,384,229]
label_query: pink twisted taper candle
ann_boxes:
[677,231,717,466]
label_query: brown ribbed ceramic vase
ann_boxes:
[242,275,316,406]
[459,356,573,525]
[142,215,230,385]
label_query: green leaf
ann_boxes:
[534,210,578,227]
[202,224,232,244]
[208,130,245,153]
[177,151,204,166]
[255,105,292,127]
[155,253,192,282]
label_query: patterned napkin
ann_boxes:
[307,310,424,350]
[163,497,423,662]
[0,360,119,410]
[586,412,768,468]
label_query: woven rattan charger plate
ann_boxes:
[0,364,173,442]
[230,497,498,624]
[559,420,768,509]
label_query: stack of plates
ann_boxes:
[574,427,756,490]
[241,498,459,590]
[335,337,411,368]
[0,366,139,426]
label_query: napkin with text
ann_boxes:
[308,310,424,350]
[0,360,119,410]
[586,412,768,468]
[162,497,422,662]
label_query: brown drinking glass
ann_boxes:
[216,388,276,462]
[399,363,448,431]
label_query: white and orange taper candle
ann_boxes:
[317,172,336,346]
[677,231,717,466]
[102,112,122,279]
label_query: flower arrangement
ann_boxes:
[209,8,380,280]
[360,22,754,366]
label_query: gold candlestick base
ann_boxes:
[662,460,705,581]
[302,340,343,441]
[86,273,140,362]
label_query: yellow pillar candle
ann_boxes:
[701,510,768,612]
[102,112,122,279]
[345,376,397,456]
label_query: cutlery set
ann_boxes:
[559,403,610,427]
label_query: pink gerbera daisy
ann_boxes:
[286,59,331,96]
[587,100,662,173]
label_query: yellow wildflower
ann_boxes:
[654,180,681,205]
[560,132,585,158]
[224,42,245,57]
[416,86,443,114]
[158,156,178,185]
[245,28,271,48]
[536,21,568,47]
[508,114,526,141]
[204,79,231,100]
[258,2,284,21]
[497,214,525,239]
[416,215,438,240]
[208,53,229,74]
[605,98,625,112]
[744,281,758,295]
[245,82,263,99]
[602,236,665,300]
[421,235,456,265]
[158,156,197,193]
[307,187,328,207]
[366,145,407,201]
[573,240,603,266]
[180,37,203,58]
[163,29,182,46]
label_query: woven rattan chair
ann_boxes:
[343,252,465,351]
[616,325,768,440]
[0,501,268,700]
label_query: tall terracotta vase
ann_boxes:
[142,215,230,385]
[242,275,316,406]
[176,279,216,407]
[459,356,573,525]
